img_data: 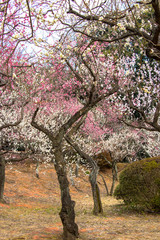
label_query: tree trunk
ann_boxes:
[99,173,109,196]
[89,169,103,215]
[54,145,79,240]
[110,160,118,196]
[65,134,103,216]
[0,155,5,202]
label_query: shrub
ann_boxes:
[114,156,160,212]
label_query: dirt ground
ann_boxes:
[0,162,160,240]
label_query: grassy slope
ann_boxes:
[0,162,160,240]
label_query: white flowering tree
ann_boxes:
[0,0,36,203]
[0,74,25,202]
[63,0,160,61]
[115,50,160,132]
[0,56,37,202]
[0,98,24,202]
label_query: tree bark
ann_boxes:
[0,155,5,202]
[89,169,103,215]
[54,145,79,240]
[110,160,118,196]
[30,78,119,239]
[99,173,109,196]
[65,135,103,215]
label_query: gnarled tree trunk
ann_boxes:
[54,145,79,240]
[65,135,103,215]
[89,169,103,215]
[0,155,5,202]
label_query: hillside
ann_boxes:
[0,162,160,240]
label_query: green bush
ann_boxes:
[114,156,160,212]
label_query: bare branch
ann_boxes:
[121,118,158,132]
[65,135,97,170]
[5,154,28,163]
[67,115,86,136]
[25,0,34,39]
[65,60,83,83]
[67,7,116,26]
[80,56,97,103]
[31,108,54,142]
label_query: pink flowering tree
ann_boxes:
[0,0,35,187]
[28,37,122,239]
[29,0,160,130]
[0,0,34,76]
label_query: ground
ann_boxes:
[0,161,160,240]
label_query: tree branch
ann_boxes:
[122,99,160,132]
[67,7,116,26]
[31,108,54,142]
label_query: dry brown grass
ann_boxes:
[0,162,160,240]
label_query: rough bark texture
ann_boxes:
[0,155,5,201]
[54,145,79,240]
[89,170,103,215]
